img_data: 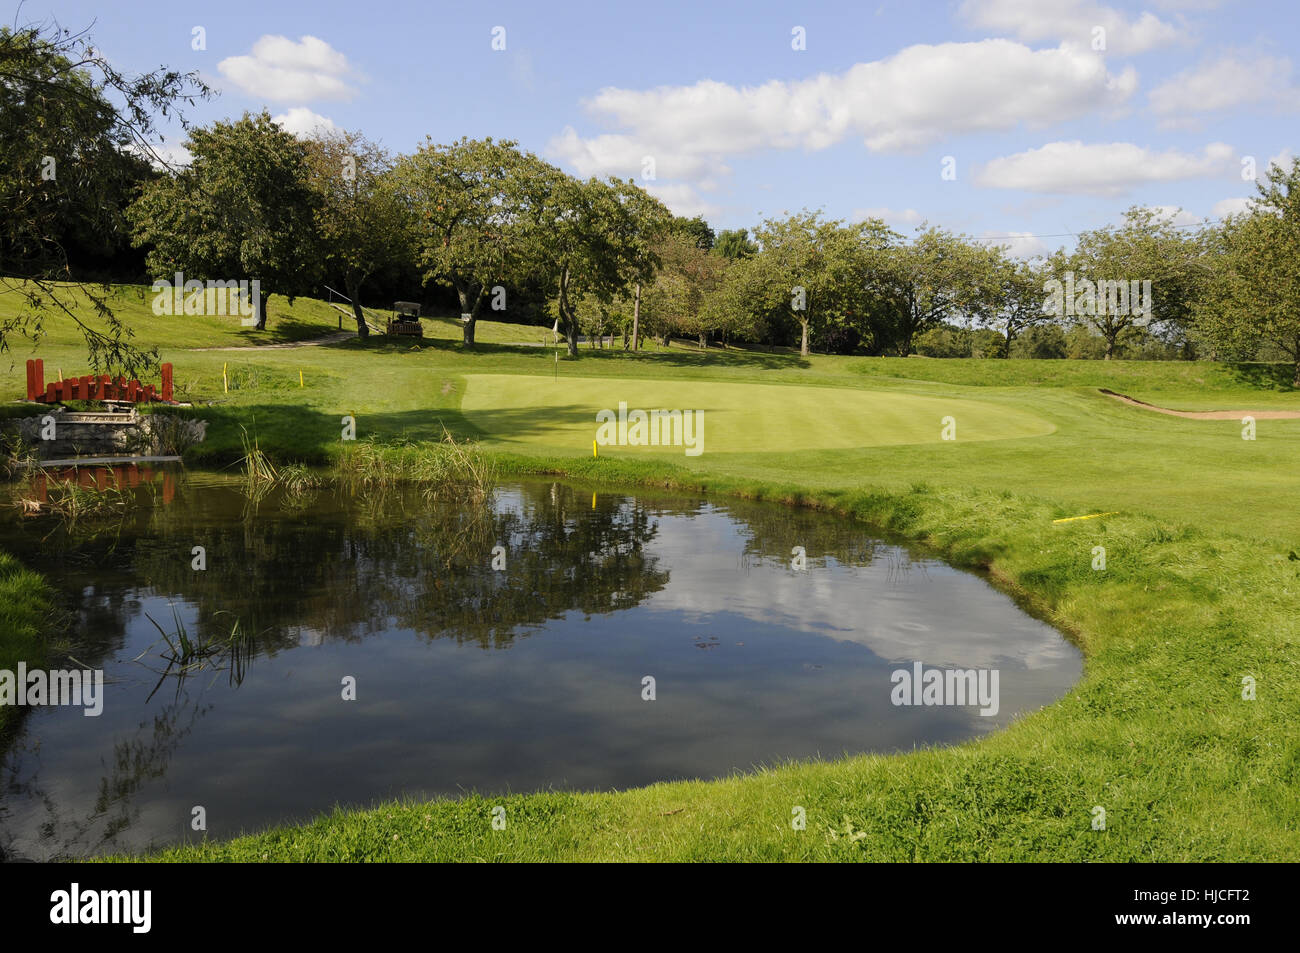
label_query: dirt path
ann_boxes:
[193,331,353,352]
[1100,388,1300,419]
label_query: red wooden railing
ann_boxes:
[25,360,174,404]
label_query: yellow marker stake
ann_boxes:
[223,362,228,394]
[299,370,304,388]
[1053,511,1120,524]
[593,439,598,459]
[592,492,597,510]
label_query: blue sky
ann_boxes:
[22,0,1298,255]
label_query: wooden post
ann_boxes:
[34,359,44,400]
[25,360,35,401]
[161,363,173,402]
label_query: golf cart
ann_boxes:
[387,301,423,337]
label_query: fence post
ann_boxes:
[161,363,173,402]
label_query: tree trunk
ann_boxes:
[565,316,579,357]
[698,330,708,349]
[254,289,272,331]
[799,317,809,357]
[457,286,480,346]
[631,282,641,350]
[558,269,579,357]
[346,278,369,340]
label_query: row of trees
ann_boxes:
[128,115,678,354]
[6,19,1299,379]
[621,170,1300,383]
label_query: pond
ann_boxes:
[0,470,1081,860]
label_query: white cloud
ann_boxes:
[960,0,1185,55]
[1268,147,1295,174]
[975,140,1237,195]
[271,107,339,138]
[580,40,1133,157]
[547,126,723,182]
[640,182,722,219]
[133,142,192,169]
[1142,204,1202,227]
[547,39,1136,209]
[218,35,359,102]
[1211,196,1256,218]
[1149,55,1295,115]
[977,231,1048,257]
[852,206,923,227]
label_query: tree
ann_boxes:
[669,215,715,250]
[129,112,323,330]
[1062,206,1206,360]
[1194,158,1300,384]
[0,20,209,369]
[641,233,723,349]
[713,228,758,260]
[522,171,669,357]
[855,224,984,357]
[701,256,764,347]
[304,130,410,340]
[750,210,860,357]
[391,137,542,346]
[974,251,1051,357]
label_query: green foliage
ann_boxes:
[1194,158,1300,384]
[1052,206,1206,360]
[128,112,323,329]
[304,130,413,339]
[0,20,209,371]
[713,228,758,260]
[0,549,54,730]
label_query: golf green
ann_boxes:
[460,374,1056,455]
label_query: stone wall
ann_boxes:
[3,408,207,460]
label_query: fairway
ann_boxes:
[460,373,1056,455]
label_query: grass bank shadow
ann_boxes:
[1224,361,1297,392]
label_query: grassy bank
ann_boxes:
[0,549,54,733]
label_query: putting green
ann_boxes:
[460,374,1055,455]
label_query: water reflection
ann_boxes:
[0,473,1080,859]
